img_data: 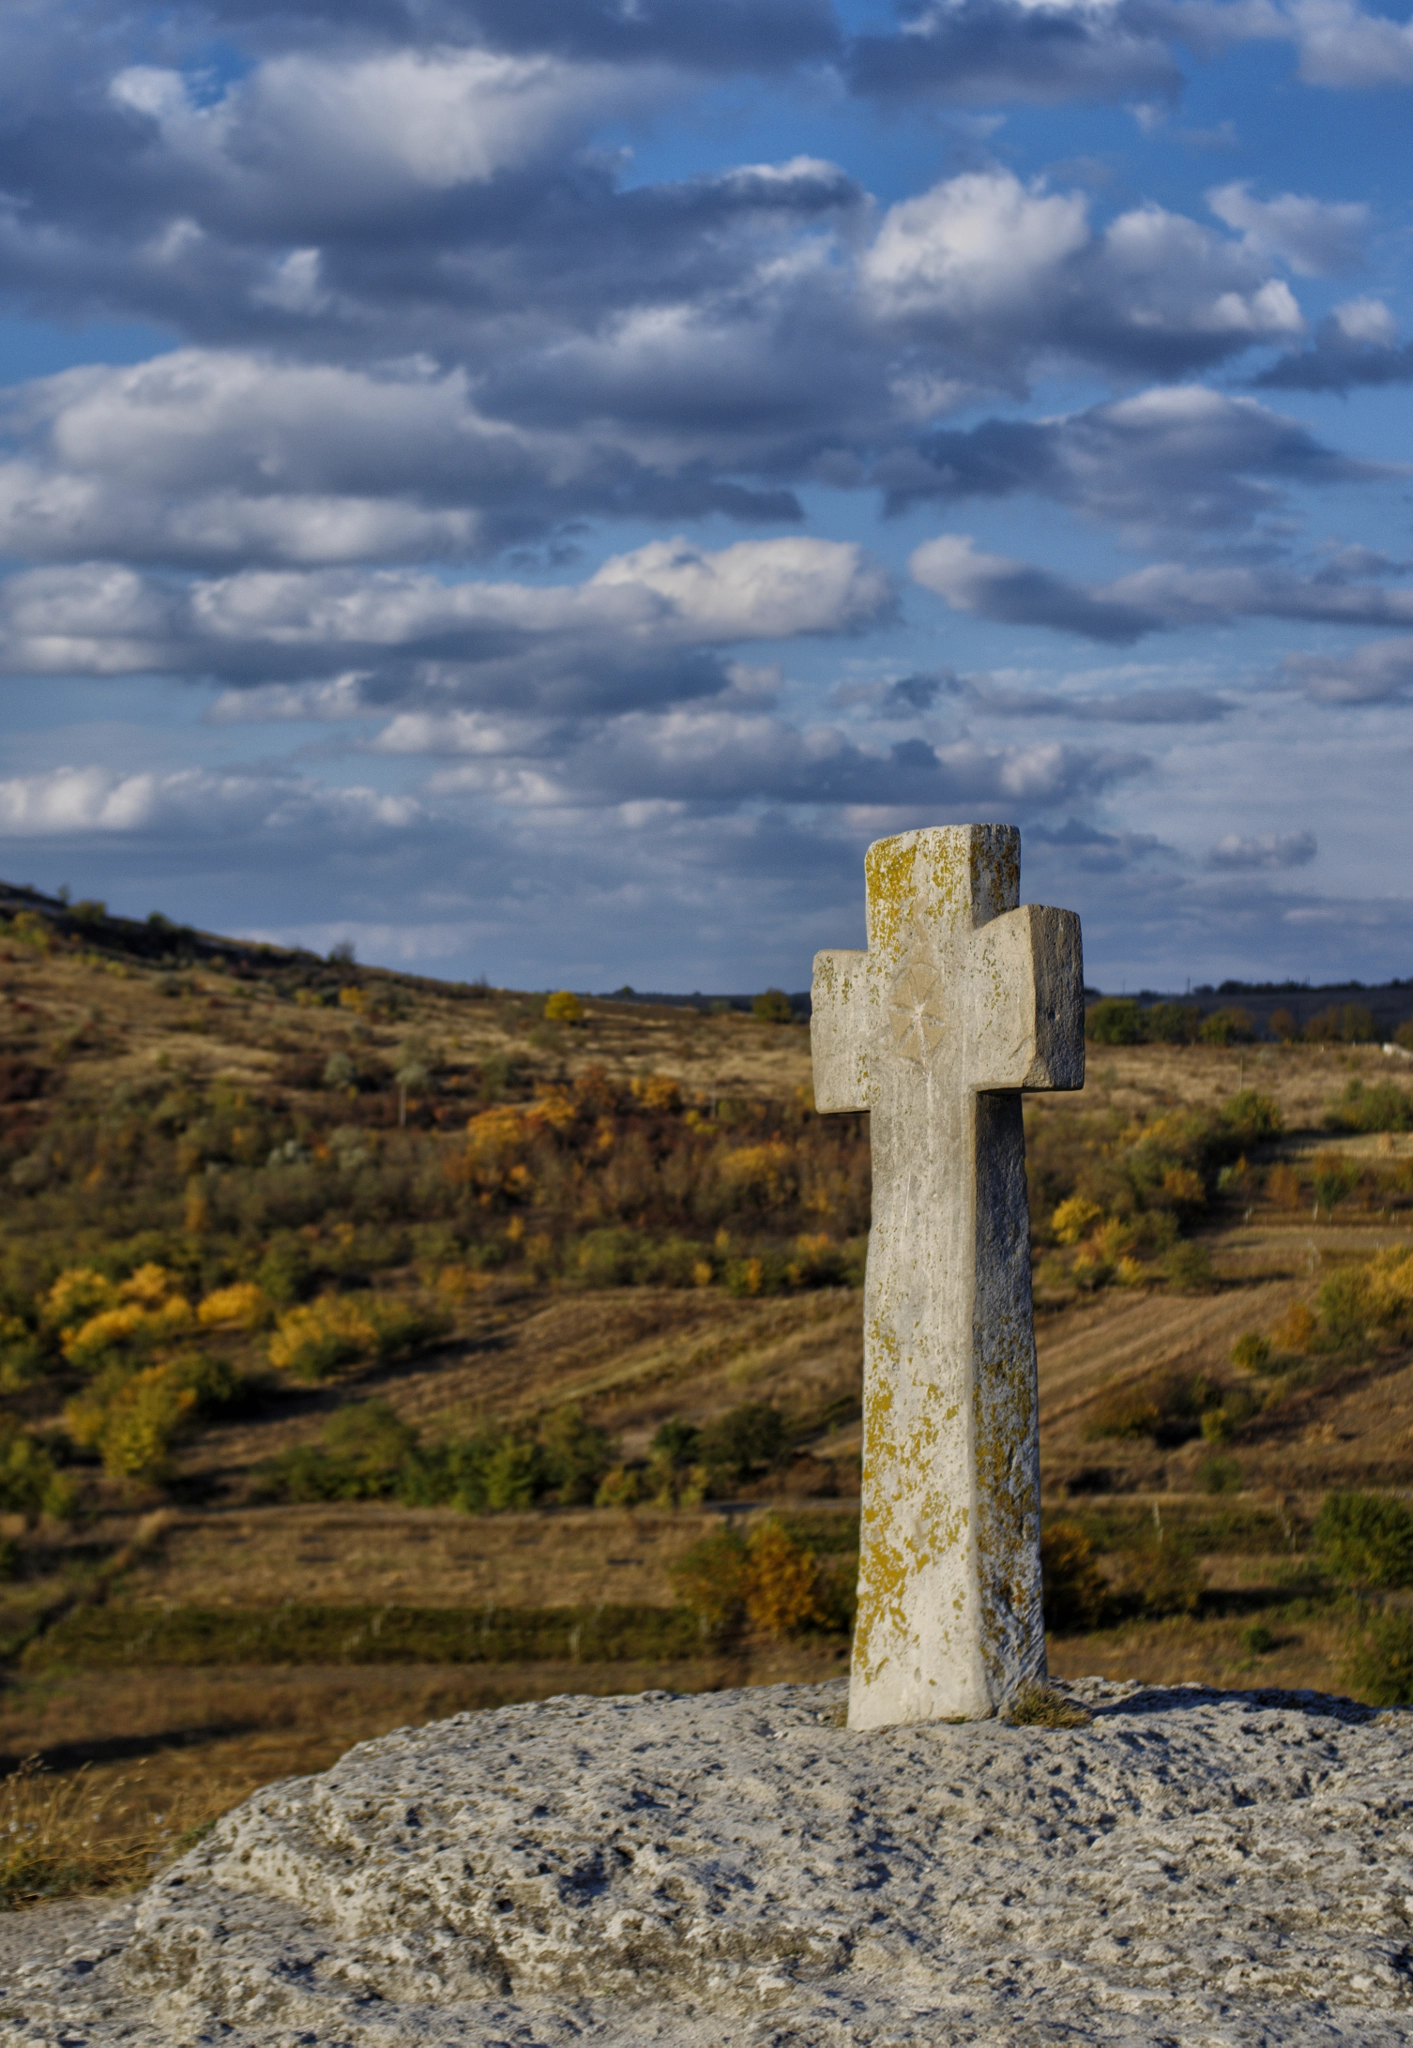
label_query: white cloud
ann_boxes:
[111,47,662,208]
[863,173,1091,320]
[0,763,418,836]
[1208,830,1318,870]
[1207,182,1367,277]
[588,537,892,639]
[1289,0,1413,87]
[1333,297,1397,347]
[861,171,1302,378]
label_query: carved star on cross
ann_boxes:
[889,955,947,1065]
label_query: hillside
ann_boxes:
[1,889,1412,1905]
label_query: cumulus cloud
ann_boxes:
[405,702,1146,812]
[1282,637,1413,703]
[0,764,418,836]
[911,532,1413,643]
[877,384,1379,538]
[1208,829,1318,869]
[0,538,892,708]
[910,534,1156,641]
[1288,0,1413,86]
[1206,182,1367,277]
[847,0,1186,105]
[1254,306,1413,393]
[861,171,1302,382]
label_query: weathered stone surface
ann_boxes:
[812,824,1084,1726]
[7,1679,1413,2046]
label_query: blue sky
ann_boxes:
[2,0,1412,993]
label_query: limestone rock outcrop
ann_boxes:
[4,1677,1412,2045]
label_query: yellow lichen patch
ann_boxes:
[864,835,920,959]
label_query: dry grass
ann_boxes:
[1005,1682,1092,1729]
[0,1642,851,1908]
[0,1755,223,1909]
[1047,1605,1354,1693]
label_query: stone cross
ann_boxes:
[811,824,1084,1727]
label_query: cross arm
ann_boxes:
[968,904,1085,1093]
[810,948,877,1111]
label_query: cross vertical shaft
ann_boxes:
[811,824,1083,1727]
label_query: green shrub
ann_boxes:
[594,1463,649,1508]
[1231,1332,1271,1373]
[538,1407,614,1506]
[1316,1250,1413,1345]
[669,1519,840,1641]
[670,1526,747,1633]
[1341,1609,1413,1706]
[699,1401,788,1483]
[1325,1079,1413,1134]
[257,1236,314,1304]
[1142,1003,1201,1044]
[752,989,794,1024]
[1085,999,1142,1045]
[1164,1242,1215,1291]
[1314,1492,1413,1588]
[1219,1091,1283,1146]
[0,1416,71,1519]
[1198,1008,1256,1046]
[1242,1622,1275,1655]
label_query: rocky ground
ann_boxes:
[5,1678,1412,2047]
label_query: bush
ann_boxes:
[0,1415,71,1519]
[1051,1195,1103,1245]
[594,1462,648,1508]
[1163,1242,1215,1292]
[1316,1248,1413,1346]
[741,1518,825,1636]
[257,1236,314,1304]
[1307,1004,1377,1045]
[670,1525,747,1631]
[196,1281,266,1329]
[543,991,584,1025]
[1142,1003,1200,1045]
[1271,1300,1317,1351]
[1231,1332,1271,1374]
[1086,999,1142,1045]
[1040,1520,1109,1632]
[1325,1079,1413,1135]
[1199,1008,1256,1046]
[1085,1370,1214,1445]
[670,1517,832,1640]
[1219,1091,1283,1147]
[1314,1492,1413,1588]
[267,1292,451,1382]
[698,1401,788,1484]
[1342,1609,1413,1706]
[752,989,794,1025]
[537,1407,613,1505]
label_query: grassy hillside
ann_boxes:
[1,889,1412,1906]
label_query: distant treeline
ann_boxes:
[1087,994,1413,1048]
